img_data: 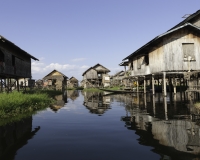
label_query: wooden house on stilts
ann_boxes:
[82,63,110,88]
[67,76,79,88]
[43,70,68,91]
[0,35,39,92]
[120,10,200,95]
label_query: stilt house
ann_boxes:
[67,76,79,88]
[120,10,200,95]
[82,63,110,88]
[43,69,68,90]
[111,70,125,86]
[0,35,38,91]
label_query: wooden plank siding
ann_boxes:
[0,38,37,79]
[125,25,200,78]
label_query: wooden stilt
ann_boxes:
[144,93,147,109]
[163,72,167,97]
[136,78,139,92]
[153,95,155,117]
[143,76,146,94]
[173,77,176,94]
[152,74,155,95]
[164,97,168,120]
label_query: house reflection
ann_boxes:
[0,117,40,160]
[83,92,111,115]
[118,92,200,159]
[67,90,79,101]
[50,93,67,112]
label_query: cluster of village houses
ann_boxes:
[1,10,200,94]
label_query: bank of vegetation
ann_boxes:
[0,89,62,118]
[82,88,103,92]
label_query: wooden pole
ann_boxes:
[144,93,147,109]
[173,77,176,94]
[163,72,167,97]
[143,76,146,94]
[152,74,155,95]
[153,95,155,117]
[136,78,139,92]
[164,97,168,120]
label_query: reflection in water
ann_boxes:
[83,92,111,115]
[67,90,79,101]
[0,117,40,160]
[119,92,200,159]
[50,92,68,112]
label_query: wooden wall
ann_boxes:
[127,27,200,76]
[163,29,200,71]
[0,47,31,78]
[83,68,97,80]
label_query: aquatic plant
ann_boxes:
[0,91,54,118]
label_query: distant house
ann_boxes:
[120,10,200,94]
[0,35,38,91]
[43,70,68,91]
[82,63,110,88]
[111,70,125,86]
[67,76,79,88]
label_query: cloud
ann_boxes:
[31,60,89,81]
[71,58,87,62]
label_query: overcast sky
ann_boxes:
[0,0,200,81]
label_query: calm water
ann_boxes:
[1,90,200,160]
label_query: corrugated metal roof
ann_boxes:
[168,10,200,31]
[43,69,68,79]
[122,23,200,61]
[0,35,39,61]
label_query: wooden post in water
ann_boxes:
[173,77,176,94]
[143,76,146,94]
[153,95,156,117]
[152,74,155,95]
[144,93,147,109]
[164,97,168,120]
[163,72,167,97]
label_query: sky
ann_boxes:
[0,0,200,81]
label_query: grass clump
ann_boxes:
[0,91,54,118]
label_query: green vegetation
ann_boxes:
[103,86,122,90]
[83,88,102,92]
[0,89,62,118]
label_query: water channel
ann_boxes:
[1,90,200,160]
